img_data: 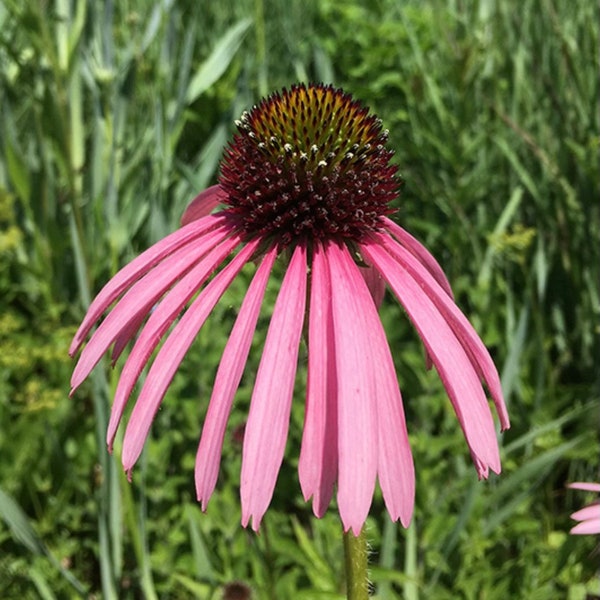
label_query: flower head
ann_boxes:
[567,482,600,535]
[219,85,397,244]
[70,83,510,535]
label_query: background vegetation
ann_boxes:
[0,0,598,598]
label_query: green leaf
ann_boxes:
[186,506,216,581]
[478,186,524,285]
[186,18,252,104]
[29,568,57,600]
[0,488,44,554]
[3,133,30,203]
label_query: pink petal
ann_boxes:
[361,239,501,477]
[70,224,231,394]
[371,320,415,529]
[382,217,454,299]
[195,246,277,509]
[107,234,245,450]
[70,213,226,356]
[350,249,415,527]
[327,241,378,535]
[111,311,147,365]
[571,504,600,523]
[359,264,386,308]
[240,244,307,531]
[570,519,600,535]
[374,231,510,431]
[298,241,338,518]
[120,239,255,473]
[568,482,600,492]
[181,185,227,226]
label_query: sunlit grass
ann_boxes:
[0,0,598,597]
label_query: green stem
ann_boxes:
[254,0,268,96]
[343,527,369,600]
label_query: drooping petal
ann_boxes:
[107,234,247,450]
[571,504,600,523]
[570,519,600,535]
[195,246,277,509]
[69,213,226,356]
[299,240,338,518]
[70,225,231,394]
[359,264,386,308]
[241,244,307,531]
[327,241,378,535]
[111,311,147,365]
[568,482,600,493]
[568,483,600,535]
[342,245,415,527]
[382,216,454,299]
[361,239,501,477]
[120,239,254,474]
[181,185,228,226]
[370,319,415,528]
[374,231,509,431]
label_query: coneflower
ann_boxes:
[70,83,509,535]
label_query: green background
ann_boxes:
[0,0,598,598]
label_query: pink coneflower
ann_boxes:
[567,482,600,535]
[70,83,510,535]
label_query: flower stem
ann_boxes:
[343,527,369,600]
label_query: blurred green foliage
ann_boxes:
[0,0,598,598]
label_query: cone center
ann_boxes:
[219,83,400,245]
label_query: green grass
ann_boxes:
[0,0,598,598]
